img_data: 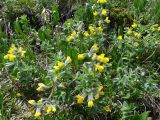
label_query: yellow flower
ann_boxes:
[21,51,26,57]
[58,61,65,68]
[45,107,52,113]
[150,26,155,32]
[158,27,160,31]
[98,26,103,32]
[97,53,105,60]
[71,31,77,36]
[18,47,23,53]
[92,53,97,60]
[84,31,89,37]
[134,33,141,39]
[127,39,132,43]
[94,94,99,99]
[127,29,132,35]
[28,100,35,105]
[18,47,26,57]
[105,17,110,23]
[67,35,74,42]
[88,100,94,108]
[66,56,72,63]
[78,54,85,60]
[53,66,60,72]
[8,44,16,54]
[37,100,43,105]
[98,86,105,95]
[8,54,16,61]
[131,22,137,28]
[99,91,105,95]
[95,64,104,72]
[93,11,98,16]
[90,30,96,35]
[4,55,9,60]
[97,54,109,63]
[98,0,107,4]
[90,43,99,53]
[102,57,109,63]
[96,54,103,60]
[45,106,56,113]
[104,105,110,112]
[34,111,41,118]
[101,9,107,16]
[117,35,122,40]
[52,106,56,112]
[89,26,96,35]
[36,83,46,92]
[134,42,139,47]
[98,86,103,92]
[76,95,84,104]
[16,93,21,97]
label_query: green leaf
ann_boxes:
[38,28,45,41]
[131,112,149,120]
[52,5,60,25]
[14,21,23,34]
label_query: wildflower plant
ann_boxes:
[1,0,160,120]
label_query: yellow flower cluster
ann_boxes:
[92,53,109,72]
[76,94,84,104]
[95,53,110,63]
[36,83,48,92]
[45,106,56,114]
[18,47,26,57]
[134,32,141,39]
[53,56,71,72]
[53,61,65,72]
[93,10,110,24]
[67,31,78,42]
[95,85,105,99]
[89,26,96,35]
[4,44,26,61]
[28,99,57,118]
[95,63,104,72]
[83,25,105,37]
[4,44,16,61]
[90,43,99,53]
[76,95,94,108]
[149,24,160,32]
[117,21,145,44]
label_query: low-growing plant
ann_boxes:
[0,0,160,120]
